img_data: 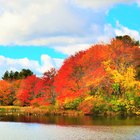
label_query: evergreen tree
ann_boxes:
[19,69,33,79]
[2,69,33,80]
[2,71,9,80]
[9,71,14,80]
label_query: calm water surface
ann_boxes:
[0,115,140,140]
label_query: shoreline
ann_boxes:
[0,106,140,117]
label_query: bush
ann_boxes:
[13,100,22,106]
[109,98,137,115]
[78,96,94,114]
[64,98,83,110]
[78,95,106,115]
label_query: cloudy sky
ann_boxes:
[0,0,140,77]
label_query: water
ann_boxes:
[0,115,140,140]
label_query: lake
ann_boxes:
[0,115,140,140]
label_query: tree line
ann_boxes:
[0,35,140,116]
[2,69,33,80]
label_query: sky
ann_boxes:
[0,0,140,77]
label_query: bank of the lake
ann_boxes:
[0,106,140,117]
[0,106,84,116]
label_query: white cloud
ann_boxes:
[15,23,115,56]
[0,21,138,79]
[17,36,92,46]
[115,21,140,40]
[39,55,63,73]
[0,0,84,45]
[73,0,133,9]
[54,44,91,55]
[0,0,134,46]
[96,24,115,43]
[136,0,140,6]
[0,0,139,57]
[0,55,64,78]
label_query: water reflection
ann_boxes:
[0,122,140,140]
[0,115,140,140]
[0,115,140,126]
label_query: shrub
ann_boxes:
[78,96,94,114]
[64,98,83,110]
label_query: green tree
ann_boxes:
[19,69,33,79]
[2,71,9,80]
[2,69,33,80]
[116,35,140,46]
[13,71,20,79]
[9,71,14,80]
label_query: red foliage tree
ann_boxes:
[54,51,86,103]
[42,68,57,105]
[16,75,46,106]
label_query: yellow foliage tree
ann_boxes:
[103,60,140,96]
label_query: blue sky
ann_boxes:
[106,3,140,31]
[0,46,66,61]
[0,0,139,77]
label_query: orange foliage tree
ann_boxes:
[0,80,11,105]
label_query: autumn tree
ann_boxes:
[42,68,57,105]
[10,80,22,105]
[0,80,11,105]
[16,75,40,106]
[0,36,139,115]
[54,51,86,103]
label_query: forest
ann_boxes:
[0,35,140,116]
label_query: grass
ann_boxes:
[0,106,84,116]
[0,106,139,117]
